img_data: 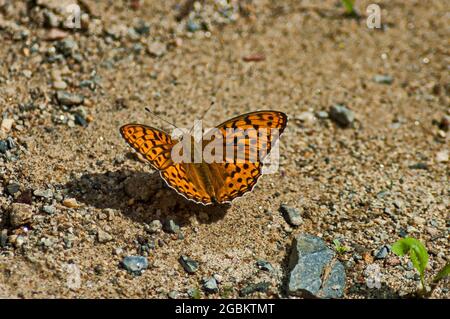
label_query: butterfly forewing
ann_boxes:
[120,124,175,170]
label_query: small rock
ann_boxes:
[146,220,162,233]
[296,111,315,124]
[42,205,56,214]
[374,246,389,260]
[202,277,219,293]
[163,219,180,234]
[409,162,428,170]
[1,119,14,132]
[373,75,394,84]
[121,256,148,275]
[187,287,201,299]
[315,111,329,119]
[148,41,166,57]
[97,229,113,243]
[45,28,68,40]
[56,38,78,57]
[280,204,303,226]
[9,203,33,227]
[74,114,88,127]
[239,282,270,297]
[53,80,68,90]
[436,150,448,163]
[386,257,401,266]
[256,260,275,272]
[179,255,199,274]
[33,189,53,199]
[62,198,80,208]
[6,183,20,196]
[0,229,8,248]
[187,20,201,32]
[168,291,179,299]
[438,115,449,132]
[287,233,346,298]
[56,91,84,106]
[329,104,355,128]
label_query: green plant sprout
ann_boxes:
[333,239,350,255]
[392,237,449,298]
[341,0,359,17]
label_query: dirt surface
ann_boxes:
[0,0,448,299]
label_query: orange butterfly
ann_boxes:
[120,111,287,205]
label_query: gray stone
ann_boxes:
[6,183,20,196]
[33,189,53,199]
[56,38,78,57]
[239,282,270,297]
[179,255,199,274]
[122,256,148,274]
[0,229,7,248]
[146,220,162,233]
[97,229,113,243]
[288,233,346,298]
[187,287,201,299]
[280,204,303,226]
[9,203,33,227]
[163,219,180,234]
[374,245,389,259]
[147,41,166,57]
[256,260,275,272]
[56,91,84,106]
[202,277,219,293]
[373,75,394,84]
[329,104,355,128]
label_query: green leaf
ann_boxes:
[341,0,355,14]
[433,263,450,283]
[392,237,429,279]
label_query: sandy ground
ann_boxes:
[0,0,448,298]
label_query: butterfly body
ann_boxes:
[120,110,287,205]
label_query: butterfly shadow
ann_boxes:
[64,168,231,226]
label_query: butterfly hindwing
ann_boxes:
[120,124,174,170]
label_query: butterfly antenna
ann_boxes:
[145,107,178,129]
[188,100,216,135]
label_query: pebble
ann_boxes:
[62,198,80,208]
[163,219,180,234]
[315,111,329,119]
[409,162,428,170]
[56,91,84,106]
[413,216,426,226]
[187,20,201,32]
[97,229,113,243]
[74,114,88,127]
[56,38,78,57]
[202,277,219,293]
[53,80,68,90]
[287,233,346,298]
[256,260,275,272]
[147,41,167,57]
[33,189,53,199]
[280,204,303,226]
[1,119,14,132]
[373,75,394,84]
[239,282,270,297]
[0,229,8,248]
[121,256,148,275]
[6,183,20,196]
[436,150,448,163]
[329,104,355,128]
[146,220,162,233]
[168,291,179,299]
[45,28,68,40]
[9,203,33,227]
[42,205,56,214]
[374,245,389,260]
[179,255,199,274]
[187,287,201,299]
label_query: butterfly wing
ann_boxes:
[120,124,175,170]
[207,110,288,203]
[160,163,212,205]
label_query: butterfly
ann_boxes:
[120,110,287,205]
